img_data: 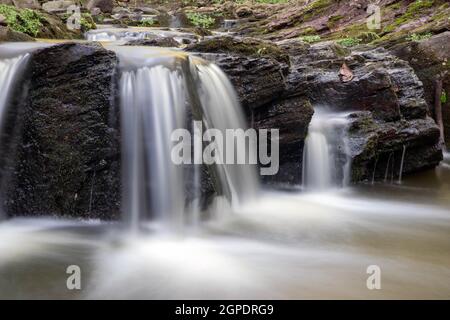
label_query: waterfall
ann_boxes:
[302,108,351,190]
[117,49,258,229]
[195,63,259,203]
[0,55,29,127]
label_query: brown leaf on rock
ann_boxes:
[339,63,354,82]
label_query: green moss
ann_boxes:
[359,31,380,43]
[331,43,351,57]
[383,0,436,33]
[298,26,317,36]
[186,36,290,64]
[302,0,333,22]
[406,32,433,41]
[387,2,402,11]
[80,13,96,32]
[139,17,155,27]
[0,4,43,37]
[299,35,321,43]
[326,23,368,39]
[337,37,362,47]
[186,12,215,29]
[60,12,96,32]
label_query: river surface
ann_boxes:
[1,157,449,299]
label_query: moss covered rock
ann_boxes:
[3,43,121,219]
[186,35,289,64]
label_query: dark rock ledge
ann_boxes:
[0,37,444,218]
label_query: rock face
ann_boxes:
[3,43,121,219]
[283,41,443,182]
[390,32,450,148]
[189,36,443,186]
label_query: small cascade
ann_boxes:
[85,27,197,45]
[0,55,29,127]
[116,48,258,229]
[302,108,351,190]
[398,145,407,184]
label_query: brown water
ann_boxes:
[0,158,449,299]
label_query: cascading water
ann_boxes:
[0,55,29,127]
[120,65,187,229]
[114,46,258,229]
[302,108,351,190]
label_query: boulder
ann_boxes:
[0,14,6,26]
[253,97,314,185]
[135,7,159,15]
[12,0,40,9]
[390,32,450,148]
[3,43,121,219]
[0,25,35,42]
[348,112,443,182]
[42,0,74,14]
[235,6,252,18]
[86,0,113,14]
[189,36,443,186]
[124,36,180,48]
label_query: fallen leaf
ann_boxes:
[339,63,354,82]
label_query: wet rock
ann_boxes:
[186,36,289,65]
[348,112,443,182]
[3,43,120,219]
[253,97,314,185]
[124,36,180,48]
[283,42,428,121]
[86,0,113,14]
[390,31,450,147]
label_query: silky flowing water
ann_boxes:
[0,40,449,299]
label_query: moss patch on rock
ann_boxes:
[186,36,290,64]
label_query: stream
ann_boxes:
[0,28,449,300]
